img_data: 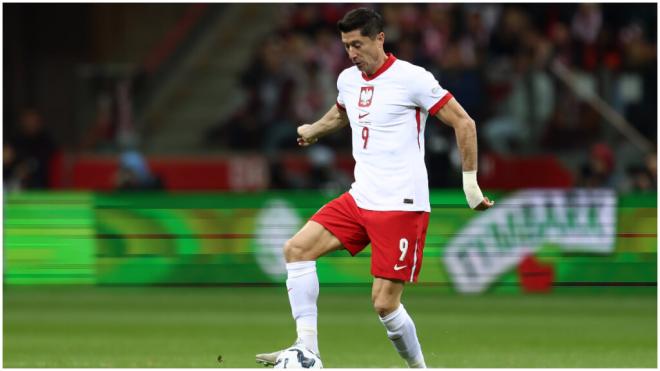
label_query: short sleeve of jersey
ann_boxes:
[336,74,346,111]
[409,69,453,116]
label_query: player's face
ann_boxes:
[341,30,385,75]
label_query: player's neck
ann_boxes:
[366,52,389,76]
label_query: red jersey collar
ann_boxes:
[361,53,396,81]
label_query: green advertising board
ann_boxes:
[4,192,96,284]
[4,190,656,293]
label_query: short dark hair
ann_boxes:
[337,8,384,39]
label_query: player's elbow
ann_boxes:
[452,117,476,136]
[461,118,476,131]
[445,116,475,132]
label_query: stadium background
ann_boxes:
[3,3,657,368]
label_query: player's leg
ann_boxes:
[284,220,344,262]
[367,210,430,368]
[283,220,344,355]
[372,278,426,368]
[256,221,343,365]
[257,193,370,365]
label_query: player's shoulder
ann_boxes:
[337,66,360,84]
[392,58,431,79]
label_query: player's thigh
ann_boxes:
[365,211,430,282]
[371,277,405,316]
[284,220,344,262]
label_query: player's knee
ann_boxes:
[283,238,310,263]
[372,295,399,317]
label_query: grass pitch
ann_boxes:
[3,285,656,368]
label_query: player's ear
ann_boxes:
[376,32,385,44]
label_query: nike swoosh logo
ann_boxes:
[358,113,370,119]
[394,265,407,271]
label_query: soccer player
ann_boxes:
[256,8,493,368]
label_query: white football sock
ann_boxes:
[379,304,426,368]
[286,261,319,355]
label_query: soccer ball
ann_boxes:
[274,345,322,369]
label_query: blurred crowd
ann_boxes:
[4,108,164,191]
[205,3,656,192]
[4,109,57,191]
[4,3,657,193]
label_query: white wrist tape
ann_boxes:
[463,170,484,209]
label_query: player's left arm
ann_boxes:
[435,98,494,211]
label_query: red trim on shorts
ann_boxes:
[361,53,396,81]
[429,92,454,116]
[336,101,346,111]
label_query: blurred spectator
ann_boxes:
[619,20,657,142]
[307,145,351,194]
[571,4,603,45]
[79,77,118,152]
[82,93,116,151]
[314,27,349,75]
[205,35,296,152]
[548,21,574,67]
[4,143,25,191]
[489,6,530,59]
[425,121,461,188]
[4,109,57,190]
[293,60,333,123]
[481,115,527,155]
[578,142,616,188]
[115,150,163,190]
[627,165,654,192]
[623,152,657,192]
[571,4,605,71]
[646,152,657,184]
[268,158,295,190]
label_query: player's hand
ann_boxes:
[473,196,495,211]
[297,124,318,146]
[463,171,493,211]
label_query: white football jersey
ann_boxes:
[336,54,453,212]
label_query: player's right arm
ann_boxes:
[407,65,493,211]
[297,105,349,146]
[435,97,494,211]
